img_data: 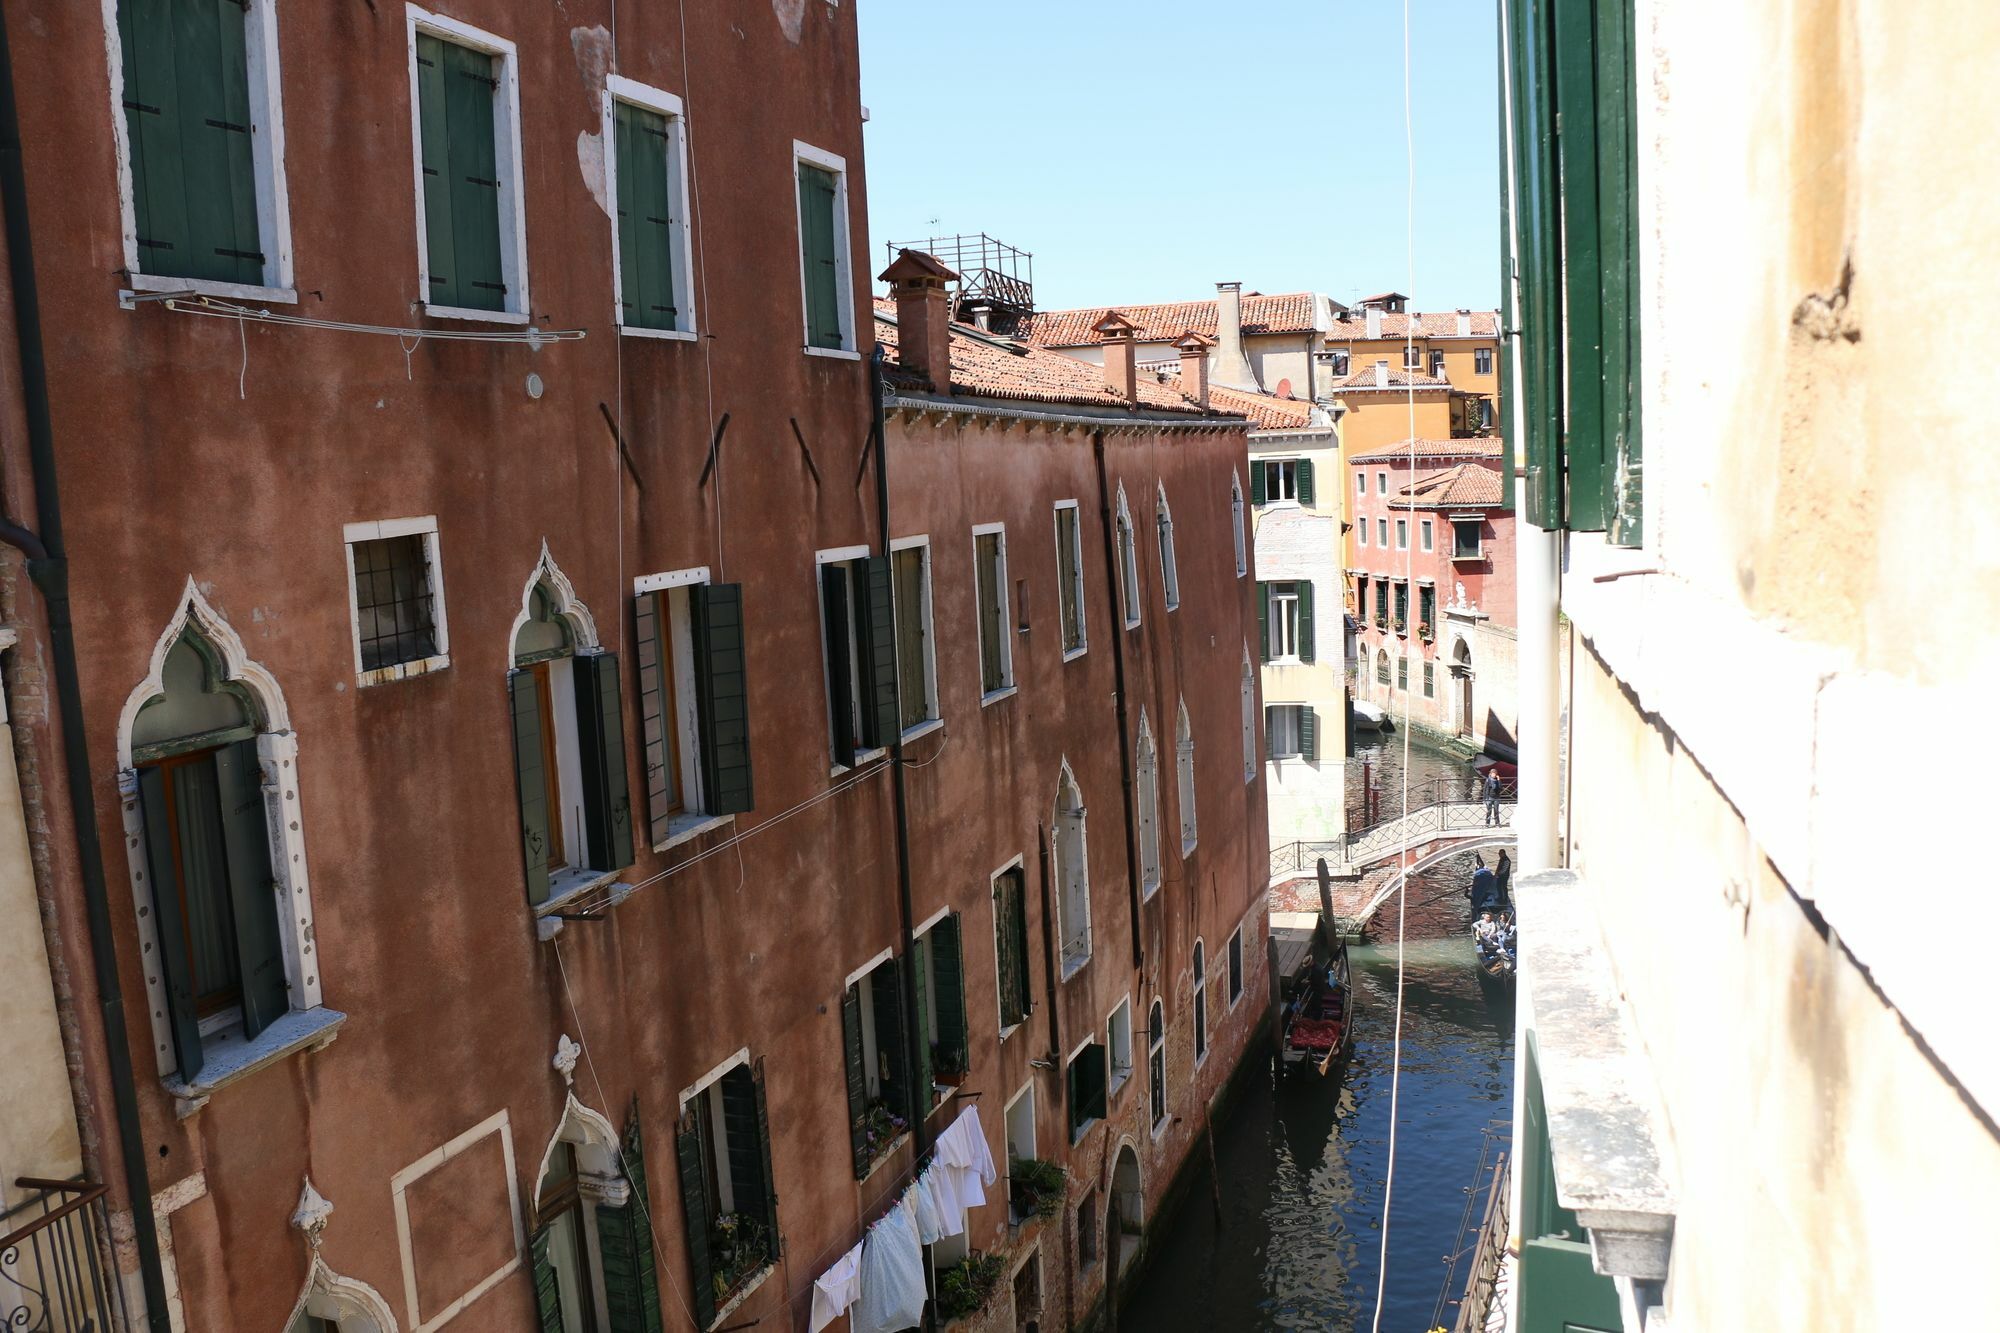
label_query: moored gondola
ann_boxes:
[1280,932,1357,1075]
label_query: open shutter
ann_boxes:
[634,110,678,328]
[1256,582,1270,662]
[820,565,857,769]
[1508,0,1566,529]
[598,1113,665,1333]
[214,739,288,1040]
[1295,458,1316,507]
[675,1112,717,1328]
[798,163,842,348]
[613,99,641,326]
[121,0,192,276]
[752,1062,781,1262]
[856,556,900,750]
[691,583,754,815]
[1297,581,1316,664]
[444,40,505,310]
[720,1070,771,1233]
[633,592,672,847]
[870,964,911,1121]
[935,915,967,1072]
[1300,708,1319,763]
[137,767,205,1081]
[574,652,634,872]
[509,670,552,906]
[841,985,868,1178]
[908,936,932,1114]
[1554,0,1606,531]
[1089,1048,1109,1123]
[1263,707,1276,762]
[529,1226,566,1333]
[415,34,457,304]
[1249,460,1266,506]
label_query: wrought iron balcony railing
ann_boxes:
[1,1176,131,1332]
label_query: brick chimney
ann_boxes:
[1174,330,1215,409]
[1213,281,1261,390]
[1456,308,1472,337]
[1094,312,1140,404]
[1374,359,1389,388]
[877,248,960,392]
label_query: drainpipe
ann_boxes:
[1091,433,1145,973]
[1514,520,1561,871]
[869,347,931,1160]
[0,13,172,1329]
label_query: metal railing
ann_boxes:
[1269,777,1516,880]
[0,1177,131,1332]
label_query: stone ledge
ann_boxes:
[164,1007,346,1117]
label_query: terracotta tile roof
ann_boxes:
[1326,310,1500,340]
[1201,381,1321,432]
[1332,365,1452,391]
[874,304,1220,417]
[1347,436,1504,462]
[1020,292,1320,347]
[1388,462,1505,508]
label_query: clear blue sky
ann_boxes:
[857,1,1500,314]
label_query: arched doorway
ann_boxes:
[1452,639,1474,737]
[1110,1144,1143,1274]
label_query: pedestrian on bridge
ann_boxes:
[1483,770,1502,825]
[1494,849,1513,910]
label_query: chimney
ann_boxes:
[1094,312,1140,404]
[1457,308,1472,337]
[877,248,960,392]
[1212,281,1262,390]
[1174,330,1215,409]
[1374,360,1388,388]
[1366,306,1382,339]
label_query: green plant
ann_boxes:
[1008,1155,1067,1220]
[855,1098,909,1173]
[935,1251,1005,1322]
[708,1211,769,1300]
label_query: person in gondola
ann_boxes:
[1468,854,1497,912]
[1493,849,1513,911]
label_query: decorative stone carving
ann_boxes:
[292,1178,334,1252]
[553,1034,581,1088]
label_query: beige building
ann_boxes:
[1501,3,2000,1331]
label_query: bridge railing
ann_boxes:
[1270,776,1517,880]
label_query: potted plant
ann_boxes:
[932,1045,968,1088]
[1008,1155,1067,1222]
[855,1098,909,1173]
[935,1252,1006,1324]
[1373,614,1388,630]
[1392,616,1406,634]
[708,1212,769,1301]
[1418,623,1434,642]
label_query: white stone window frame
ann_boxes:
[1267,583,1301,663]
[1155,482,1181,612]
[1265,702,1306,760]
[116,580,338,1095]
[1395,518,1410,551]
[1134,710,1161,901]
[1264,457,1300,507]
[1240,649,1257,784]
[104,0,297,305]
[527,1087,629,1333]
[971,523,1017,704]
[1230,470,1247,579]
[1106,994,1134,1097]
[1052,499,1088,662]
[391,1110,524,1333]
[793,139,859,358]
[889,534,942,742]
[404,6,532,325]
[1421,518,1435,552]
[603,75,697,341]
[1226,928,1245,1010]
[1451,513,1486,560]
[991,855,1029,1042]
[1114,484,1141,630]
[1147,997,1168,1139]
[1052,759,1091,981]
[344,515,451,688]
[633,565,732,851]
[1175,698,1197,855]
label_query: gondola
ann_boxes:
[1280,932,1356,1076]
[1472,909,1517,991]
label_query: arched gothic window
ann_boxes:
[1053,763,1091,976]
[1136,713,1161,898]
[1176,699,1197,852]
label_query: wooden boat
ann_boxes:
[1473,909,1517,991]
[1280,934,1356,1075]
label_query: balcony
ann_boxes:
[1,1177,131,1331]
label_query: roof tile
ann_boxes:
[1020,292,1320,347]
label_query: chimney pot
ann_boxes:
[1094,312,1140,405]
[1456,309,1472,337]
[1365,306,1382,339]
[1174,330,1214,410]
[878,249,960,393]
[1213,281,1261,390]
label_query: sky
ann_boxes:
[860,0,1504,312]
[857,1,1502,315]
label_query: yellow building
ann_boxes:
[1320,293,1502,411]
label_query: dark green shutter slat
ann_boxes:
[870,963,912,1121]
[444,41,505,309]
[598,1112,665,1333]
[124,0,192,272]
[633,592,671,846]
[529,1225,566,1333]
[799,163,841,348]
[856,556,899,749]
[1256,581,1269,662]
[820,566,856,769]
[416,34,457,302]
[909,937,932,1115]
[1554,0,1606,531]
[213,739,287,1040]
[207,0,260,282]
[1300,708,1319,762]
[1263,706,1275,762]
[137,766,205,1081]
[509,669,551,906]
[1249,459,1266,506]
[613,100,641,325]
[720,1069,770,1229]
[635,109,677,326]
[842,985,868,1178]
[751,1062,781,1261]
[1496,0,1520,516]
[574,652,634,872]
[1510,0,1565,528]
[691,583,754,815]
[1295,458,1315,507]
[935,915,967,1070]
[1297,581,1316,664]
[675,1113,717,1327]
[1091,1047,1108,1122]
[1598,0,1642,546]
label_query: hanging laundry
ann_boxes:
[921,1158,970,1239]
[850,1201,926,1333]
[808,1240,865,1333]
[935,1106,998,1187]
[908,1170,945,1245]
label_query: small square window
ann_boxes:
[1453,520,1484,560]
[345,520,447,682]
[1377,518,1389,547]
[1356,472,1366,496]
[1421,519,1434,552]
[1377,471,1388,495]
[1475,347,1494,374]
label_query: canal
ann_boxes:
[1123,734,1513,1331]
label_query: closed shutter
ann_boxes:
[820,565,857,769]
[841,985,868,1178]
[614,100,678,330]
[1297,581,1316,664]
[1506,0,1565,529]
[213,739,287,1039]
[529,1225,566,1333]
[137,766,206,1081]
[509,669,552,906]
[1263,706,1275,762]
[633,592,672,847]
[908,937,932,1114]
[1554,0,1607,532]
[751,1061,781,1261]
[417,34,505,310]
[995,872,1028,1029]
[720,1069,771,1233]
[855,556,900,750]
[613,99,641,327]
[869,963,912,1121]
[675,1111,717,1328]
[691,583,754,814]
[415,34,456,304]
[1249,459,1266,506]
[1295,458,1316,507]
[574,653,634,873]
[798,163,842,347]
[1300,708,1319,762]
[598,1112,665,1333]
[934,915,967,1072]
[119,0,263,285]
[1256,582,1269,663]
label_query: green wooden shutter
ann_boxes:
[529,1225,566,1333]
[633,592,672,847]
[719,1068,770,1230]
[691,583,754,815]
[856,556,900,750]
[870,963,912,1121]
[415,34,457,304]
[820,566,857,769]
[1508,0,1565,529]
[1595,0,1642,547]
[798,163,842,348]
[1089,1047,1109,1122]
[508,670,552,906]
[1066,1055,1082,1134]
[934,915,967,1072]
[613,99,641,326]
[136,766,205,1080]
[1554,0,1606,532]
[574,653,634,873]
[751,1062,781,1261]
[1263,706,1275,762]
[598,1113,665,1333]
[213,739,287,1040]
[444,40,505,309]
[908,936,932,1114]
[1300,708,1319,762]
[1295,458,1315,507]
[841,985,868,1177]
[615,100,678,330]
[1256,582,1270,662]
[675,1112,717,1328]
[1249,460,1266,506]
[1297,581,1316,664]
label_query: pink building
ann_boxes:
[1347,439,1519,754]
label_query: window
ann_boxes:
[409,10,528,318]
[1013,1254,1044,1328]
[676,1060,780,1323]
[1108,998,1134,1096]
[1115,486,1141,629]
[916,913,970,1111]
[344,517,447,683]
[890,539,939,734]
[1192,941,1209,1066]
[795,141,855,353]
[1240,653,1256,782]
[1397,657,1409,692]
[1395,519,1408,551]
[1066,1041,1108,1141]
[1053,502,1087,656]
[1052,765,1091,977]
[1156,486,1181,611]
[842,953,915,1177]
[1077,1190,1101,1268]
[1135,714,1161,899]
[606,78,693,335]
[973,526,1014,697]
[1259,580,1313,663]
[1420,584,1436,635]
[1377,471,1388,495]
[531,1143,601,1331]
[1005,1083,1037,1221]
[1228,930,1244,1006]
[1394,582,1409,630]
[1356,471,1367,497]
[993,863,1032,1033]
[1421,519,1434,552]
[1231,473,1247,578]
[1374,582,1390,627]
[1475,346,1494,374]
[1175,700,1197,854]
[1264,704,1318,762]
[1251,458,1313,507]
[1430,349,1446,378]
[1453,519,1484,559]
[1424,659,1436,698]
[1330,349,1351,376]
[1357,518,1368,548]
[1403,344,1423,370]
[510,579,634,907]
[818,549,897,767]
[1148,1000,1167,1132]
[1377,517,1389,547]
[1376,649,1390,685]
[112,0,291,297]
[635,571,754,846]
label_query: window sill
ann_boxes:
[1165,600,1180,613]
[900,718,945,745]
[533,867,629,933]
[1150,1114,1170,1143]
[1062,646,1088,663]
[620,324,698,342]
[164,1006,346,1117]
[1141,877,1160,902]
[355,653,450,688]
[1069,1117,1099,1146]
[123,275,298,306]
[1122,618,1142,632]
[803,344,862,361]
[654,812,734,854]
[830,746,888,778]
[859,1131,912,1182]
[980,686,1018,709]
[1059,948,1091,982]
[998,1021,1024,1044]
[421,303,532,326]
[1181,840,1198,858]
[708,1261,777,1332]
[1109,1072,1131,1099]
